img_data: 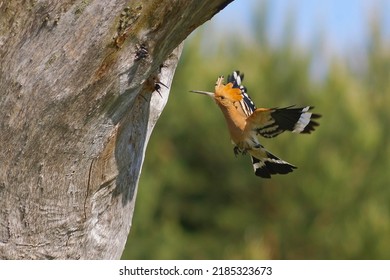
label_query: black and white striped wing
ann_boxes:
[227,71,256,117]
[247,106,321,138]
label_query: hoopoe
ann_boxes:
[191,71,320,178]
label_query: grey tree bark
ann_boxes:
[0,0,233,259]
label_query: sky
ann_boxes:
[199,0,390,56]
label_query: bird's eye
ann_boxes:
[220,96,225,100]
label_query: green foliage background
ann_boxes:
[122,4,390,259]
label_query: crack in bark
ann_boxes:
[84,158,94,221]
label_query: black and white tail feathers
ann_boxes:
[251,152,297,179]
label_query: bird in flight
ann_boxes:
[191,71,321,178]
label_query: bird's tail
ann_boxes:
[250,149,297,178]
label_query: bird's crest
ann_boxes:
[214,75,243,102]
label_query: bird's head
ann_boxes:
[191,76,243,107]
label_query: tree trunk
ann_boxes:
[0,0,233,259]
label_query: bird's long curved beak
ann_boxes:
[189,90,214,97]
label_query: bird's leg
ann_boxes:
[233,146,247,157]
